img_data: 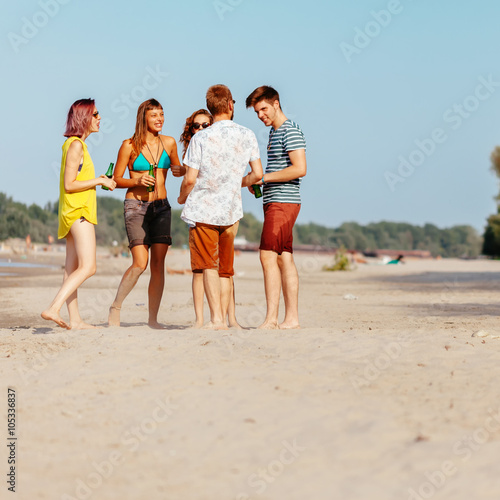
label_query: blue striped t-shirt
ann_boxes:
[263,119,306,204]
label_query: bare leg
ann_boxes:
[202,269,227,330]
[277,251,300,329]
[220,276,231,326]
[218,222,238,328]
[63,235,81,328]
[192,272,204,328]
[108,245,149,326]
[41,219,97,329]
[148,243,169,328]
[258,249,281,329]
[64,233,97,330]
[226,277,241,328]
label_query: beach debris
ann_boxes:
[343,294,358,300]
[471,330,500,339]
[414,434,429,443]
[472,330,489,338]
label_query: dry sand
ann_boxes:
[1,250,500,499]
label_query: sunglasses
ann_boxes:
[192,122,210,130]
[93,111,100,118]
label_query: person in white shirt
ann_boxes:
[178,85,263,329]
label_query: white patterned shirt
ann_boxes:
[181,120,260,226]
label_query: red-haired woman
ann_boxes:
[108,99,184,328]
[180,109,240,329]
[42,98,116,329]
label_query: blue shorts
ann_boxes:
[124,198,172,249]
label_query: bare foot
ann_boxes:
[202,321,228,331]
[257,321,279,330]
[70,321,98,330]
[228,320,243,329]
[108,306,121,327]
[148,320,168,329]
[41,310,70,330]
[193,320,204,329]
[279,321,300,330]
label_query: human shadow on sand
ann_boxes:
[115,322,190,330]
[395,302,500,318]
[369,271,500,293]
[368,270,500,318]
[30,327,57,335]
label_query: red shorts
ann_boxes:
[189,222,239,277]
[260,202,300,255]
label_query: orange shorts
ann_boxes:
[189,221,239,277]
[260,202,300,255]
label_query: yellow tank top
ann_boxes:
[57,137,97,239]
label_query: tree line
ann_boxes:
[0,192,482,257]
[483,147,500,256]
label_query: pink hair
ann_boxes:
[64,98,95,138]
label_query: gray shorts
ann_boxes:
[124,198,172,249]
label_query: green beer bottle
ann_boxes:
[252,184,262,198]
[147,164,155,193]
[101,163,114,190]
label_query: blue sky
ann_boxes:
[1,0,500,232]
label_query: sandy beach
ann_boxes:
[2,250,500,499]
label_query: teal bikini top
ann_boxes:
[132,149,171,171]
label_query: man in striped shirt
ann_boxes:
[246,86,307,329]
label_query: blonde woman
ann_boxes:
[108,99,184,328]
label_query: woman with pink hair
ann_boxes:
[42,98,116,329]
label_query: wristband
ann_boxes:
[261,176,266,185]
